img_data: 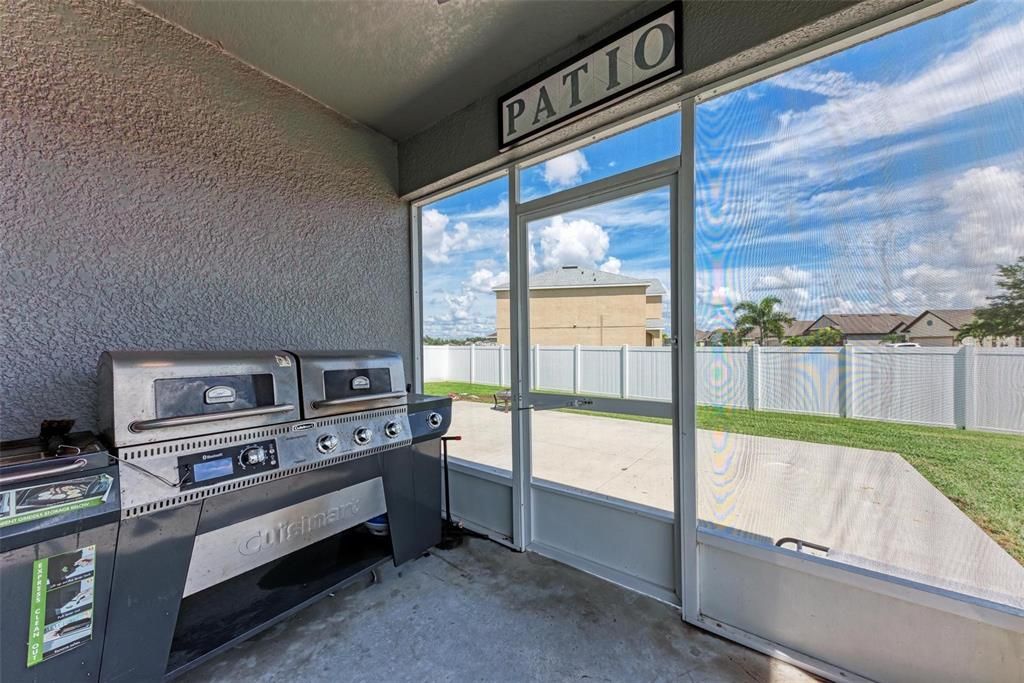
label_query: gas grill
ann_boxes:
[96,350,449,681]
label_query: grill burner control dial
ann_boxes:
[316,434,339,454]
[353,427,373,446]
[427,412,443,429]
[239,445,267,466]
[384,421,402,438]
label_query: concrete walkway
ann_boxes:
[445,400,1024,609]
[182,538,818,683]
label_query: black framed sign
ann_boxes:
[499,3,682,149]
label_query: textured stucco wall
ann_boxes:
[398,0,917,197]
[1,0,408,439]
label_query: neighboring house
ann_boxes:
[806,313,914,346]
[493,265,665,346]
[753,319,815,346]
[695,329,712,346]
[902,309,974,346]
[698,328,733,346]
[903,309,1021,347]
[782,319,816,341]
[710,320,814,346]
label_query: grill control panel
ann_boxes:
[176,439,279,490]
[117,407,415,517]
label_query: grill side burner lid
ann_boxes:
[97,351,302,448]
[292,350,406,419]
[0,423,110,476]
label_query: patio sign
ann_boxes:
[499,4,681,149]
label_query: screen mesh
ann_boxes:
[694,0,1023,608]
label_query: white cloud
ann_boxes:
[467,268,508,293]
[753,266,812,290]
[421,209,451,264]
[444,291,475,321]
[697,283,742,309]
[763,16,1024,161]
[600,256,622,274]
[771,68,878,98]
[421,208,487,264]
[537,216,609,270]
[542,150,590,188]
[457,199,508,221]
[945,166,1024,267]
[573,188,671,229]
[888,165,1024,308]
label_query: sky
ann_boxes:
[422,0,1024,339]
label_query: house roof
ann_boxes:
[784,320,815,337]
[492,266,666,296]
[811,313,915,335]
[737,320,814,340]
[905,309,976,331]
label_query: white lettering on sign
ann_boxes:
[500,6,680,148]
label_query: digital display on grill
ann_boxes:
[192,458,234,482]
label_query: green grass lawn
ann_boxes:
[426,380,1024,563]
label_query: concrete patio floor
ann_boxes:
[445,401,1024,609]
[181,537,819,683]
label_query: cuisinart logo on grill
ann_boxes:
[183,478,387,597]
[239,499,362,556]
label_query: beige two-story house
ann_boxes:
[493,266,665,346]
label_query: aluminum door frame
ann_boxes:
[508,157,684,606]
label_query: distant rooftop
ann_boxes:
[492,266,666,296]
[907,309,976,330]
[742,320,815,339]
[812,313,915,335]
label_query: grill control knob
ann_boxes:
[316,434,339,454]
[239,446,266,466]
[427,412,443,429]
[353,427,373,446]
[384,421,402,438]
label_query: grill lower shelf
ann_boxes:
[166,526,392,675]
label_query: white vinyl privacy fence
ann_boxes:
[424,345,1024,434]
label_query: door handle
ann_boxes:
[530,396,594,411]
[311,391,406,409]
[0,458,89,485]
[129,404,295,432]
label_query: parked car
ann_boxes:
[884,342,921,348]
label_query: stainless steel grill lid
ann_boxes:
[97,351,302,447]
[292,350,406,419]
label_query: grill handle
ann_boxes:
[0,458,89,485]
[129,404,295,432]
[311,391,406,409]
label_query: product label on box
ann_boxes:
[27,545,97,666]
[0,473,113,529]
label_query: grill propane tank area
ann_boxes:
[0,350,452,682]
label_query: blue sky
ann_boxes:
[423,0,1023,338]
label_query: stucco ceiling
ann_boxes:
[137,0,646,141]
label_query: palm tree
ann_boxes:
[733,296,795,345]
